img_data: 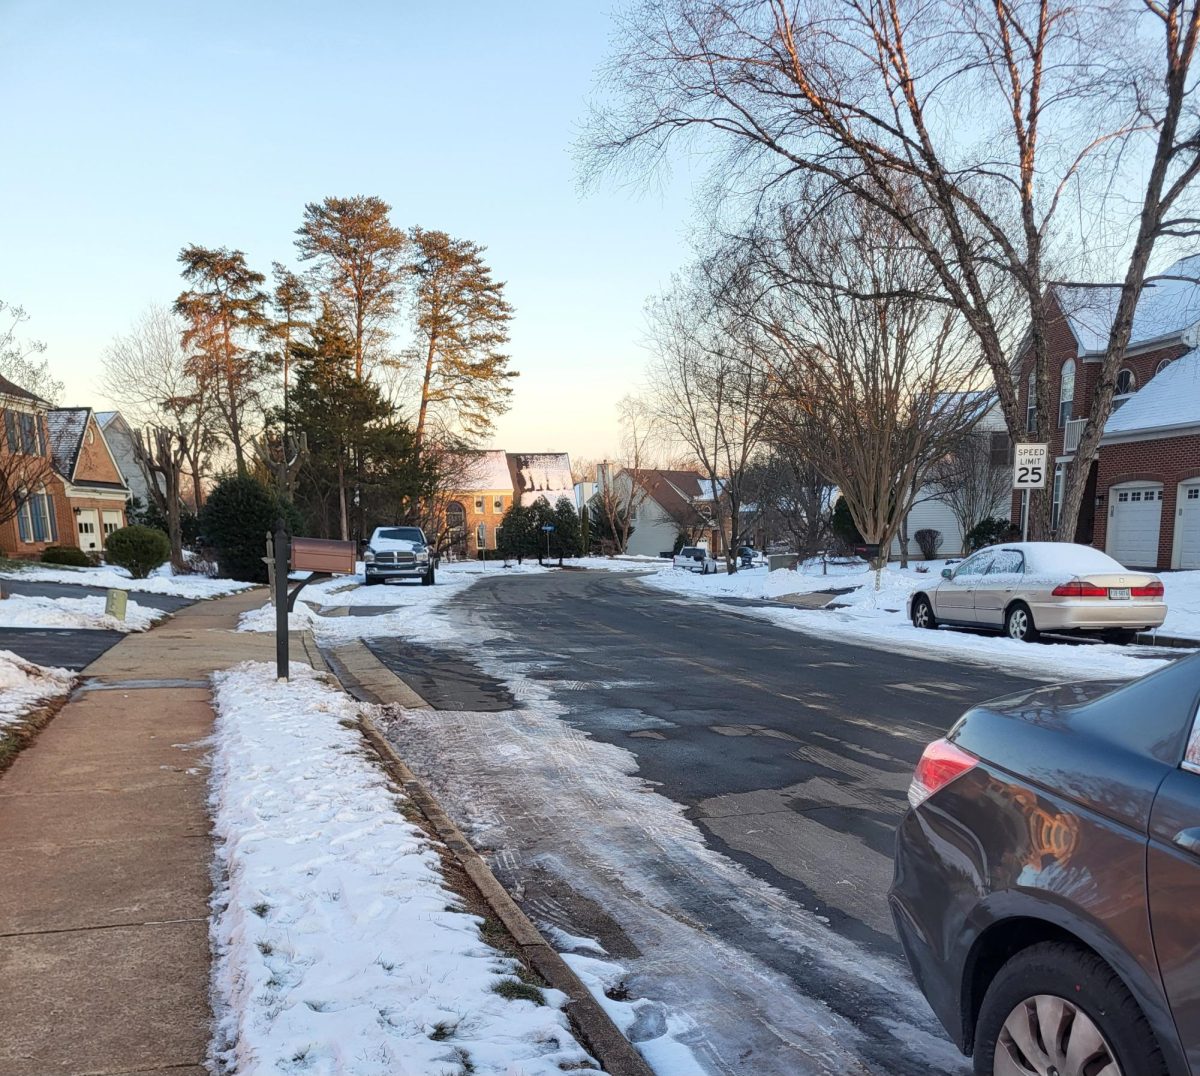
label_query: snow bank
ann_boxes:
[0,592,160,632]
[647,560,1179,681]
[1162,571,1200,639]
[0,650,74,730]
[0,563,255,599]
[207,661,597,1076]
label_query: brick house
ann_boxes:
[1011,253,1200,569]
[0,374,64,558]
[46,408,130,554]
[445,450,574,556]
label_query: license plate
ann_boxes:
[1109,587,1130,600]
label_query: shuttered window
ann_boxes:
[3,412,17,452]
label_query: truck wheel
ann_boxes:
[364,577,381,587]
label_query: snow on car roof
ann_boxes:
[982,542,1132,576]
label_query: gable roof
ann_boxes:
[456,449,515,492]
[507,452,573,506]
[1102,349,1200,439]
[629,468,709,526]
[46,408,90,479]
[0,373,46,406]
[1055,253,1200,356]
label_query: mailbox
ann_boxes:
[290,537,358,575]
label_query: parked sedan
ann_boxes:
[907,542,1166,644]
[890,654,1200,1076]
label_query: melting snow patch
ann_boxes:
[207,660,598,1076]
[0,564,255,599]
[0,650,74,730]
[0,593,161,632]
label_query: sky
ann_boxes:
[0,1,697,462]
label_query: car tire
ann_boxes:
[973,940,1166,1076]
[421,566,435,586]
[1102,629,1137,646]
[364,577,381,587]
[1004,602,1039,643]
[911,595,937,630]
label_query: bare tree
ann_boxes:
[99,306,216,510]
[0,302,62,403]
[593,395,660,553]
[647,273,775,571]
[730,203,992,566]
[928,429,1015,551]
[584,0,1200,541]
[133,426,187,571]
[743,452,831,556]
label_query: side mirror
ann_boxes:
[941,568,953,579]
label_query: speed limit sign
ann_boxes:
[1013,443,1049,489]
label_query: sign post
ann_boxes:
[274,518,290,681]
[541,522,554,564]
[1012,443,1049,543]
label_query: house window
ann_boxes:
[1115,368,1136,396]
[476,522,487,550]
[102,511,121,536]
[1025,370,1037,432]
[1059,360,1075,427]
[475,497,484,512]
[1131,491,1142,502]
[16,496,32,543]
[1117,491,1129,502]
[1188,488,1200,500]
[1157,357,1174,377]
[446,501,465,532]
[493,497,504,513]
[989,431,1012,466]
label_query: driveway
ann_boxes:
[372,569,1057,1074]
[0,579,196,670]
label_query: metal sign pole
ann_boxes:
[274,518,290,681]
[1022,489,1030,543]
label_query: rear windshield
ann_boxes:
[679,547,700,556]
[376,527,424,543]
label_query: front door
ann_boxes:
[935,551,994,623]
[76,509,100,553]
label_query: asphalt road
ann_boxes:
[0,579,194,669]
[374,569,1049,1074]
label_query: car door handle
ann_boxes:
[1173,828,1200,856]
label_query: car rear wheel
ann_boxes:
[911,595,937,630]
[973,941,1166,1076]
[1004,602,1039,643]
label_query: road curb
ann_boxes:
[328,646,655,1076]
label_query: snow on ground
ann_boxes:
[207,660,598,1076]
[0,592,161,632]
[0,562,255,599]
[645,559,1188,681]
[1162,571,1200,639]
[0,650,75,731]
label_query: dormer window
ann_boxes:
[1115,368,1136,396]
[1156,357,1173,377]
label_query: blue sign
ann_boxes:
[541,524,555,532]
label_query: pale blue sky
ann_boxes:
[0,1,694,460]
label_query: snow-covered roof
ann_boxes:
[508,452,573,506]
[1056,253,1200,354]
[46,407,90,480]
[1102,348,1200,438]
[457,450,514,492]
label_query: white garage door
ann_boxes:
[1107,483,1163,568]
[1180,482,1200,569]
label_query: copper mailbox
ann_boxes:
[290,537,358,575]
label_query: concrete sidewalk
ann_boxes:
[0,588,313,1076]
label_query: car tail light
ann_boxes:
[909,739,978,809]
[1131,581,1164,598]
[1051,580,1108,597]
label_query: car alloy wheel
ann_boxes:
[1005,604,1038,642]
[912,596,935,629]
[995,994,1121,1076]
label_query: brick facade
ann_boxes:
[1009,291,1200,569]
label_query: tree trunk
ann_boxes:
[336,453,349,541]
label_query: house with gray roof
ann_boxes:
[47,407,130,553]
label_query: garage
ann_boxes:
[1178,481,1200,569]
[1106,482,1164,568]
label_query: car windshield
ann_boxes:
[680,548,700,556]
[375,528,424,543]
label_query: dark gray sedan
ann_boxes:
[890,654,1200,1076]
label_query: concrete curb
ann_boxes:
[1136,631,1199,649]
[327,644,655,1076]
